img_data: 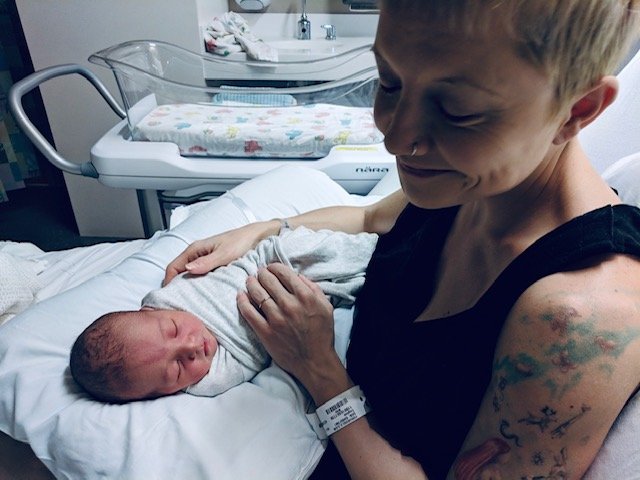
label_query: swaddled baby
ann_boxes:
[70,226,377,402]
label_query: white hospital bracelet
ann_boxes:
[277,218,291,234]
[315,385,372,436]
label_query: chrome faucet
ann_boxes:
[321,24,336,40]
[297,0,311,40]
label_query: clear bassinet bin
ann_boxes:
[89,40,382,160]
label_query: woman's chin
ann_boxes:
[399,174,466,210]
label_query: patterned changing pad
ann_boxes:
[133,103,384,158]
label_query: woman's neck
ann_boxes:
[461,139,616,245]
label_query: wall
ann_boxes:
[15,0,206,237]
[0,0,41,202]
[228,0,378,14]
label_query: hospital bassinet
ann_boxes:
[90,40,384,160]
[9,40,394,197]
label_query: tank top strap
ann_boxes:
[476,204,640,319]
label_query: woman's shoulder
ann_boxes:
[475,251,640,473]
[503,251,640,395]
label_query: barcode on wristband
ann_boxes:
[324,398,347,414]
[316,386,371,436]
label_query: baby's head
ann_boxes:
[70,308,218,402]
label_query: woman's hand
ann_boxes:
[239,264,429,479]
[163,220,280,285]
[238,263,345,394]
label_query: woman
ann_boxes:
[165,2,640,478]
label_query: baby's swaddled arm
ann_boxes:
[265,227,378,308]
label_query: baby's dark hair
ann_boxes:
[70,311,132,403]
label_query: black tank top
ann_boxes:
[311,204,640,480]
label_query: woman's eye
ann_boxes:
[440,107,485,127]
[378,82,400,95]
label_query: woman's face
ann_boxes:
[373,6,566,209]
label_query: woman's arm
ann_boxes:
[448,260,640,480]
[164,189,407,284]
[240,255,640,479]
[283,188,407,235]
[238,264,428,480]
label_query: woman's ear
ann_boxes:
[553,76,619,145]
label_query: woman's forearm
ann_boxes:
[305,367,426,479]
[301,354,427,480]
[332,417,428,480]
[282,189,406,236]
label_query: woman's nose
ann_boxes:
[379,93,430,157]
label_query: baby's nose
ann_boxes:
[179,336,199,360]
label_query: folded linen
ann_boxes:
[213,86,297,106]
[204,12,278,62]
[0,250,46,325]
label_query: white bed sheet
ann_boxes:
[1,161,639,479]
[1,239,147,302]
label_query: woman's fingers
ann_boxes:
[240,269,335,382]
[237,291,271,336]
[263,263,314,298]
[245,275,279,310]
[297,272,326,296]
[163,250,195,286]
[163,240,215,285]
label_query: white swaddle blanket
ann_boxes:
[142,226,378,396]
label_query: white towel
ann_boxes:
[0,251,47,325]
[203,12,278,62]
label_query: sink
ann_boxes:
[266,39,344,53]
[203,36,376,81]
[262,37,372,62]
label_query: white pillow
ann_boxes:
[579,47,640,173]
[602,151,640,208]
[583,152,640,478]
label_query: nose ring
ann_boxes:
[410,143,418,157]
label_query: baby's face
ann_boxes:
[118,309,218,400]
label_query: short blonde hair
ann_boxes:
[381,1,640,107]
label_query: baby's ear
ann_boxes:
[553,76,618,145]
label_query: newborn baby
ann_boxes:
[70,226,377,402]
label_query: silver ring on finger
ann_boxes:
[258,296,273,310]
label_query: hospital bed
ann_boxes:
[1,44,640,479]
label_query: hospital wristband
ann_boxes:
[277,217,292,234]
[315,385,372,436]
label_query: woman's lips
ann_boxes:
[398,161,450,178]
